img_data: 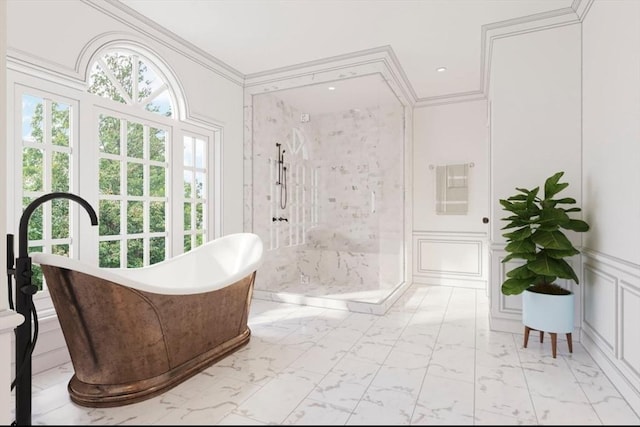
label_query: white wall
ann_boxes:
[413,100,489,232]
[412,100,489,288]
[488,23,582,331]
[1,0,7,313]
[581,0,640,411]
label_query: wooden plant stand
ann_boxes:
[524,326,573,358]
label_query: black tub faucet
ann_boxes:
[11,192,98,426]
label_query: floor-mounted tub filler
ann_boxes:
[31,232,264,408]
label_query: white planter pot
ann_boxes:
[522,288,574,333]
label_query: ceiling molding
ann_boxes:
[244,45,416,108]
[105,0,592,108]
[573,0,595,22]
[414,91,487,109]
[481,8,582,102]
[245,45,417,106]
[93,0,245,86]
[416,2,586,108]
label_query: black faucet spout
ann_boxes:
[18,192,98,258]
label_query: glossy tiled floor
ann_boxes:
[19,284,640,425]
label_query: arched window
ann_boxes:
[85,49,212,268]
[88,50,174,117]
[14,45,217,288]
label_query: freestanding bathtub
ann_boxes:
[31,232,263,408]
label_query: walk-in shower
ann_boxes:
[249,73,406,314]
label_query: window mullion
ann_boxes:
[97,58,134,105]
[132,55,139,105]
[139,83,167,106]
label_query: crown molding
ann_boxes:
[410,1,591,107]
[244,45,416,108]
[91,0,245,86]
[39,0,595,108]
[245,45,416,106]
[573,0,595,22]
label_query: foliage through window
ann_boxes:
[16,47,215,285]
[88,51,174,117]
[97,113,169,268]
[20,94,74,289]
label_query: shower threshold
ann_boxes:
[252,280,411,315]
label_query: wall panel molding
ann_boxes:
[581,251,640,414]
[582,264,617,354]
[412,231,487,289]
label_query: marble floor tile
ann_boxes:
[16,283,640,425]
[284,399,352,425]
[412,374,475,425]
[347,385,416,425]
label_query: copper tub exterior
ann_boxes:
[39,265,256,408]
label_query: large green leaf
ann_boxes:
[533,275,557,285]
[505,238,536,253]
[562,219,590,232]
[501,220,531,230]
[545,247,580,259]
[503,226,532,241]
[506,264,536,279]
[501,278,533,295]
[538,208,570,225]
[528,253,579,283]
[531,229,573,249]
[502,252,537,263]
[544,172,569,199]
[555,197,576,204]
[500,199,539,217]
[538,223,560,232]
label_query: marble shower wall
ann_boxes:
[251,93,304,287]
[251,87,404,294]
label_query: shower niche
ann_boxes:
[248,73,407,314]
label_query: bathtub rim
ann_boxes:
[31,232,263,295]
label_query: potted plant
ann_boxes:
[500,171,590,357]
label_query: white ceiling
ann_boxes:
[118,0,574,104]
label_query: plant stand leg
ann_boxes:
[550,332,558,358]
[539,331,544,343]
[566,333,573,354]
[524,326,531,348]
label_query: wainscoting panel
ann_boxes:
[581,250,640,414]
[583,264,617,354]
[621,285,640,379]
[413,231,487,289]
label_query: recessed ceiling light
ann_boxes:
[328,86,336,91]
[436,67,447,72]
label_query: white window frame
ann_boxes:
[7,50,221,314]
